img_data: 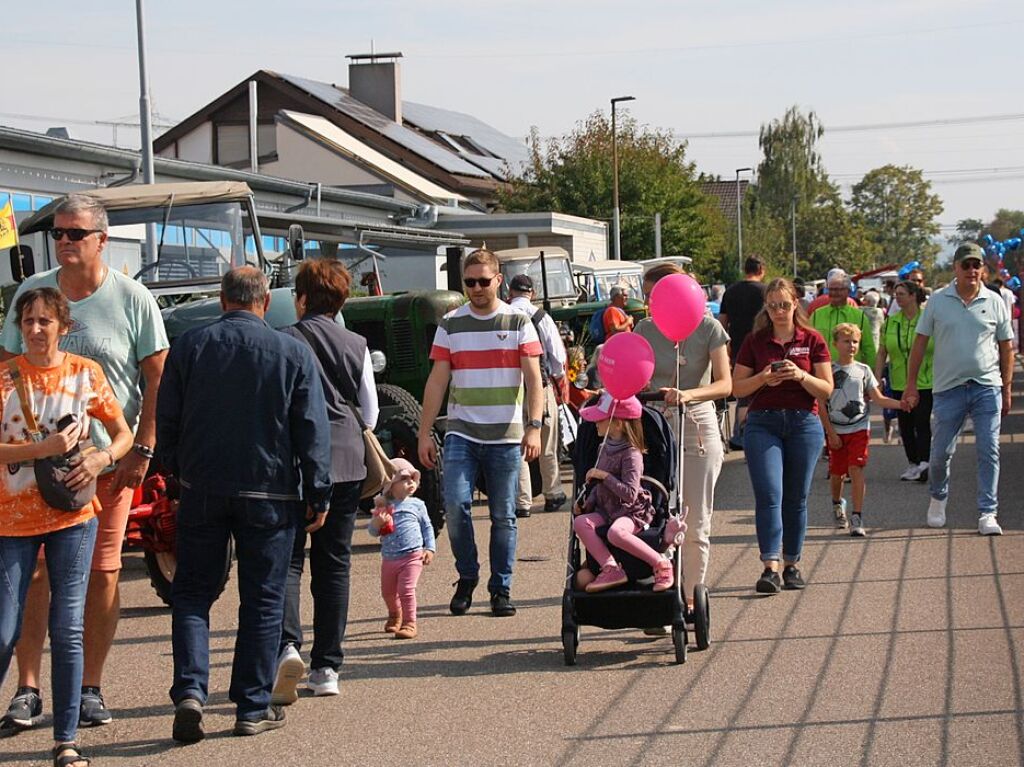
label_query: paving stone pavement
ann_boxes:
[2,373,1022,766]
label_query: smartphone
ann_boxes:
[770,360,787,372]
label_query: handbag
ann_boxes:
[7,360,97,512]
[294,323,396,500]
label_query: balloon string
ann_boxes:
[575,398,615,507]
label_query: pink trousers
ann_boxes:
[380,551,424,623]
[573,512,662,570]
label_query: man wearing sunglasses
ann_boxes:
[0,194,168,733]
[418,249,544,618]
[902,243,1014,535]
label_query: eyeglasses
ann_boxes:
[766,301,793,312]
[49,228,103,242]
[463,277,494,288]
[910,278,924,283]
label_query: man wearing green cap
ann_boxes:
[902,242,1014,535]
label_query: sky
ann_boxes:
[7,1,1023,243]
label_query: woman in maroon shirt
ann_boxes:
[733,278,833,594]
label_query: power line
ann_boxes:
[676,113,1024,140]
[0,111,177,128]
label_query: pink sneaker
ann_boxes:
[663,514,687,546]
[586,564,629,593]
[652,559,674,592]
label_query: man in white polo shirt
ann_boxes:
[902,243,1014,535]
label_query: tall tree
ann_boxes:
[797,195,879,277]
[753,106,832,221]
[850,165,943,267]
[500,112,724,267]
[948,217,983,246]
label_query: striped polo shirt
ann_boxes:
[430,302,542,444]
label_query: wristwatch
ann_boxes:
[526,419,543,430]
[133,443,156,460]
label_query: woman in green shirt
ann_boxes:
[875,280,934,482]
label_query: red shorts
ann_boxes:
[828,429,869,476]
[36,474,133,572]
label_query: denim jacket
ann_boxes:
[369,497,436,560]
[156,310,332,512]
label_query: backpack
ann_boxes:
[588,307,607,345]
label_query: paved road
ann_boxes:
[3,374,1022,766]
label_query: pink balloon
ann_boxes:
[598,332,655,400]
[649,273,705,342]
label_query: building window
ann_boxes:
[216,123,277,167]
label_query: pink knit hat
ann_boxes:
[579,392,643,422]
[384,457,421,495]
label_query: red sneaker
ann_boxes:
[652,559,674,592]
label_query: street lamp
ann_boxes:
[735,167,753,273]
[611,95,636,261]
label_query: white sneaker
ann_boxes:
[271,645,305,705]
[927,498,947,528]
[306,667,340,696]
[900,464,921,481]
[833,498,848,529]
[978,513,1003,536]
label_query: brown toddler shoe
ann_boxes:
[393,623,417,640]
[384,613,402,633]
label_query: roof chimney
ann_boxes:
[347,51,403,123]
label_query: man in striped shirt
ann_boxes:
[418,249,543,618]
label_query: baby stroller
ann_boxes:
[561,393,710,665]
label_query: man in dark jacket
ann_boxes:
[157,267,331,743]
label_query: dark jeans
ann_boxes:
[744,409,824,563]
[891,389,933,465]
[170,490,297,720]
[281,480,361,672]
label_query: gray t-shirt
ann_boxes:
[827,361,877,434]
[1,268,169,448]
[635,315,729,391]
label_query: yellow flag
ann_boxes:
[0,200,18,251]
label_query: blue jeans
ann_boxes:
[743,409,824,563]
[0,518,97,742]
[170,490,296,720]
[929,382,1002,515]
[443,434,521,595]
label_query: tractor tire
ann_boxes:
[377,406,445,535]
[144,538,233,608]
[376,383,423,417]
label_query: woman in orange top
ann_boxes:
[0,287,131,767]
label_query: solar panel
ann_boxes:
[277,73,491,179]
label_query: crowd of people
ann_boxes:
[0,196,1016,766]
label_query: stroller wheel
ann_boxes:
[693,583,710,651]
[562,626,579,666]
[671,625,687,664]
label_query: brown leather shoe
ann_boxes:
[384,613,402,634]
[393,623,417,640]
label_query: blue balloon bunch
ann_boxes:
[981,230,1023,281]
[897,260,921,279]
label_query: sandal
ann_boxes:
[53,742,90,767]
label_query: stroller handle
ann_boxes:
[636,391,666,403]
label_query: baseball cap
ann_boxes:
[953,242,984,264]
[509,274,534,292]
[579,392,643,422]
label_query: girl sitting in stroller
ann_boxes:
[572,393,683,593]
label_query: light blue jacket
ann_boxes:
[369,497,436,560]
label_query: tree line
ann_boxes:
[499,105,1017,284]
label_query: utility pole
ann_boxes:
[611,96,636,261]
[791,194,798,278]
[735,167,752,274]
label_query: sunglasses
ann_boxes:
[958,259,982,270]
[766,301,793,311]
[463,277,494,288]
[49,228,103,242]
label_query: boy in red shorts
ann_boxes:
[818,323,905,537]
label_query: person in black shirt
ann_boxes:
[718,255,767,449]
